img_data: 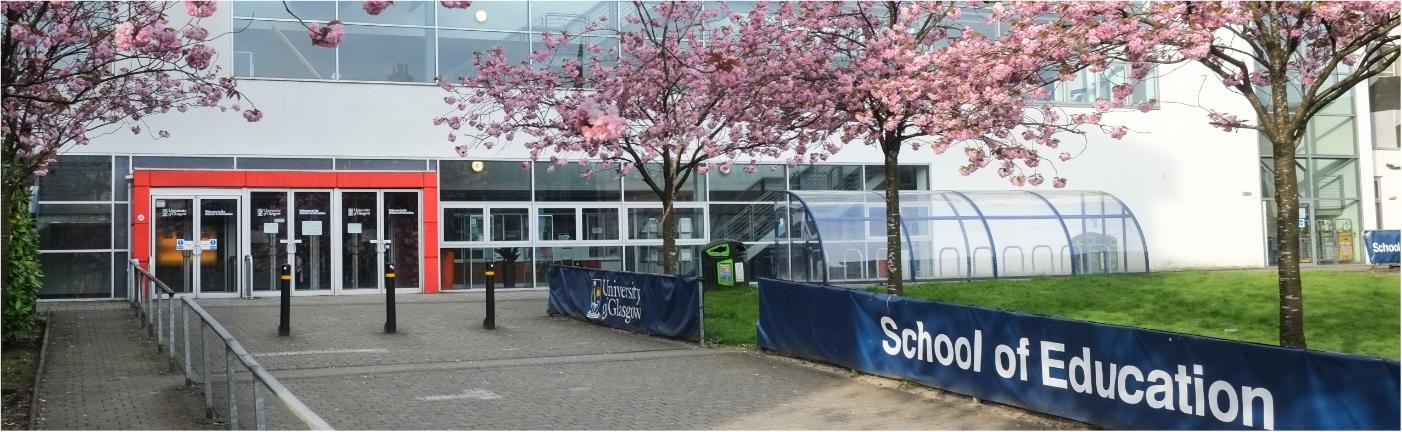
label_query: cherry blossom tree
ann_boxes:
[1025,1,1399,348]
[774,1,1151,294]
[2,1,254,342]
[434,1,833,275]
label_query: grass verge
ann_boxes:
[703,269,1400,359]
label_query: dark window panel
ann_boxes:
[37,155,112,201]
[534,162,620,201]
[864,165,930,191]
[708,165,786,201]
[790,165,863,191]
[440,160,531,201]
[114,251,129,298]
[36,204,112,250]
[236,157,334,170]
[38,252,113,299]
[114,203,128,249]
[335,158,428,171]
[132,156,235,170]
[113,156,129,201]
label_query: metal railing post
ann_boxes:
[202,323,214,419]
[128,262,136,311]
[226,345,239,430]
[255,384,267,430]
[155,293,164,352]
[148,281,157,335]
[183,301,193,386]
[169,293,177,368]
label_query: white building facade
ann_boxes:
[31,1,1400,299]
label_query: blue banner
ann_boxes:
[1365,230,1401,264]
[548,265,701,342]
[756,278,1401,430]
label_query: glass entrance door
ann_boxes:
[249,190,332,294]
[293,191,332,292]
[151,194,241,296]
[335,190,421,293]
[340,191,379,291]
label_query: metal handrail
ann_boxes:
[127,259,333,430]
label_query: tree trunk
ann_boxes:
[1272,134,1306,349]
[882,142,903,295]
[660,197,680,275]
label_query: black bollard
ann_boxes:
[384,263,397,334]
[483,264,496,330]
[278,264,291,337]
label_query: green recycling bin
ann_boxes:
[702,240,748,291]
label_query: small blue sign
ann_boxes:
[1365,230,1400,264]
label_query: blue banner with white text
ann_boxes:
[1365,230,1400,264]
[756,278,1400,430]
[548,265,701,342]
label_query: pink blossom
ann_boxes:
[307,21,345,48]
[1108,126,1127,139]
[1135,101,1154,112]
[1052,177,1067,188]
[113,22,136,50]
[242,109,263,122]
[183,26,208,41]
[440,1,472,9]
[184,45,214,70]
[184,1,216,18]
[1059,152,1072,161]
[363,1,392,16]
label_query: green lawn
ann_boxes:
[703,270,1401,359]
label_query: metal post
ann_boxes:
[226,346,239,430]
[201,324,213,419]
[128,262,136,311]
[278,264,291,337]
[483,264,496,330]
[384,263,396,334]
[169,292,177,367]
[183,301,193,386]
[697,279,705,346]
[254,384,267,430]
[155,292,164,352]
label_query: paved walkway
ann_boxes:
[194,291,1082,430]
[34,302,217,430]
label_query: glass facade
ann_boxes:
[228,1,1157,104]
[1260,75,1364,265]
[34,156,125,299]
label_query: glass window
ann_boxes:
[443,208,484,242]
[490,208,529,241]
[233,1,334,20]
[1312,159,1359,200]
[710,203,776,242]
[1063,69,1094,103]
[865,165,929,191]
[438,30,530,80]
[535,246,623,284]
[531,1,615,34]
[339,0,433,26]
[440,2,530,31]
[1309,116,1356,156]
[440,160,531,201]
[338,25,435,82]
[233,19,337,79]
[623,164,705,201]
[38,252,112,299]
[36,204,111,250]
[582,208,619,240]
[38,155,111,201]
[628,207,703,240]
[790,165,862,191]
[534,162,621,201]
[539,208,578,241]
[708,164,785,201]
[443,247,532,289]
[533,34,618,84]
[626,245,700,276]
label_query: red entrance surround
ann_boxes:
[131,170,441,293]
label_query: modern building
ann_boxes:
[32,1,1401,300]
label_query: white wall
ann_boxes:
[74,3,1271,271]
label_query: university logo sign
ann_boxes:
[547,265,701,342]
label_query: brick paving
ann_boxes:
[196,292,1084,430]
[33,302,218,430]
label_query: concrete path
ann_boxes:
[194,291,1082,430]
[34,302,217,430]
